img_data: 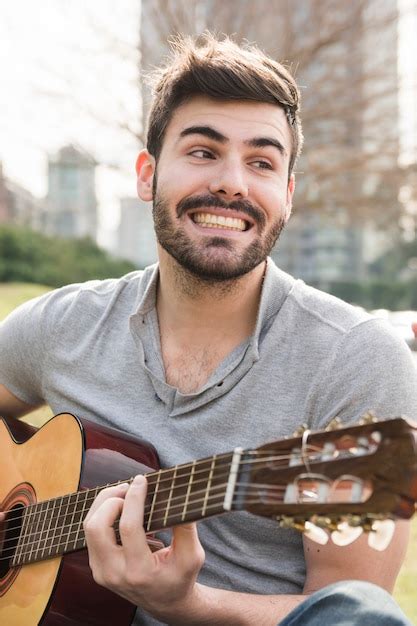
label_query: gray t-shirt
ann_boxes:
[1,258,417,625]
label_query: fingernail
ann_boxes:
[133,474,145,485]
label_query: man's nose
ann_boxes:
[208,160,249,200]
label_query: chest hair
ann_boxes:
[163,345,226,395]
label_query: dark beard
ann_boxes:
[152,187,286,282]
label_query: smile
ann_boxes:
[191,212,249,232]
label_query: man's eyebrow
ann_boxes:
[179,125,228,143]
[245,136,287,156]
[178,126,287,156]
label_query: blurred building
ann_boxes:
[0,162,44,228]
[44,145,98,240]
[140,0,402,287]
[117,197,157,268]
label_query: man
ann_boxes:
[1,35,417,625]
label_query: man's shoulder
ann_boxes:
[42,267,154,315]
[285,278,414,367]
[3,266,156,332]
[287,279,372,335]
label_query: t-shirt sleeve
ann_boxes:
[307,318,417,431]
[0,289,62,405]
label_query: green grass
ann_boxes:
[1,283,416,622]
[0,282,51,320]
[0,283,54,425]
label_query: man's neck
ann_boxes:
[156,253,267,344]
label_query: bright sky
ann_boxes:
[0,0,416,249]
[0,0,140,248]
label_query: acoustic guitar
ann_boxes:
[1,412,416,625]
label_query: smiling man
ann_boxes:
[1,34,417,626]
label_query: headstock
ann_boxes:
[237,416,417,550]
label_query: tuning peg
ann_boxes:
[292,424,308,437]
[368,519,395,551]
[370,430,382,444]
[359,411,378,425]
[304,521,329,545]
[277,516,329,545]
[331,521,363,546]
[325,417,342,431]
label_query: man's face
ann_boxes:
[139,96,295,281]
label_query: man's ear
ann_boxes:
[136,150,155,201]
[284,174,295,222]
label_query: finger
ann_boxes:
[84,496,125,553]
[119,475,151,562]
[84,483,129,523]
[84,496,127,588]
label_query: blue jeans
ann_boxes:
[279,581,413,625]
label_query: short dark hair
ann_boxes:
[146,33,303,176]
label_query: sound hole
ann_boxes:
[0,504,24,578]
[0,482,35,596]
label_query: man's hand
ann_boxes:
[83,475,205,623]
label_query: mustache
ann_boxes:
[176,194,266,229]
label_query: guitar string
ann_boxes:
[0,474,233,546]
[0,445,324,529]
[0,478,296,553]
[0,460,337,547]
[0,452,318,538]
[1,469,361,556]
[0,459,236,531]
[0,485,322,561]
[0,493,256,564]
[0,481,307,561]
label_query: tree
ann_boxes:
[140,0,408,231]
[0,226,136,288]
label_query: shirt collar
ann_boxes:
[131,258,296,350]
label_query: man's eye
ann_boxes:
[252,160,273,170]
[189,149,215,159]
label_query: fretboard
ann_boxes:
[12,451,236,567]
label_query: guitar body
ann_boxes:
[0,413,160,625]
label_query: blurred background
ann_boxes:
[0,0,417,312]
[0,0,417,620]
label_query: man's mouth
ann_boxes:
[190,212,250,232]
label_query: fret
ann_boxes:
[64,491,81,552]
[72,486,99,551]
[163,466,177,527]
[44,497,59,558]
[146,472,161,532]
[181,461,196,522]
[71,489,90,551]
[27,503,40,563]
[39,499,51,558]
[49,495,65,559]
[54,493,72,557]
[202,455,217,517]
[27,501,43,563]
[72,490,89,551]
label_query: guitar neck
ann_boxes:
[12,450,241,567]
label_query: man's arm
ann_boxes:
[303,520,409,594]
[83,475,408,626]
[0,383,42,418]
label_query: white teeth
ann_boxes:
[192,212,247,231]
